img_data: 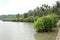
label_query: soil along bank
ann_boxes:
[56,21,60,40]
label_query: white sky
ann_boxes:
[0,0,59,15]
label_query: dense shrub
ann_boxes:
[22,16,34,22]
[34,16,39,21]
[34,14,58,32]
[46,14,58,27]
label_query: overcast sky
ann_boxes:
[0,0,59,15]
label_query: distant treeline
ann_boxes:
[22,1,60,17]
[0,1,60,22]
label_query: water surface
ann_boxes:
[0,21,35,40]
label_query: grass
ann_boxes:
[34,28,58,40]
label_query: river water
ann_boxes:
[0,21,36,40]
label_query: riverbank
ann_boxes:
[34,30,58,40]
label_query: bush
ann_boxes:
[20,16,39,22]
[34,16,39,21]
[23,16,34,22]
[46,14,58,27]
[34,14,58,32]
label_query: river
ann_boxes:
[0,21,36,40]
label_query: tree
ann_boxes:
[23,13,28,18]
[27,10,33,17]
[16,13,20,21]
[52,1,60,15]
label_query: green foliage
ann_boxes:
[23,1,60,17]
[0,1,59,22]
[34,18,44,30]
[34,14,58,32]
[34,16,39,21]
[23,16,34,22]
[23,13,28,18]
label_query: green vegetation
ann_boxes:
[34,14,58,32]
[0,1,59,22]
[0,1,59,40]
[16,13,20,21]
[23,17,34,22]
[0,1,59,33]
